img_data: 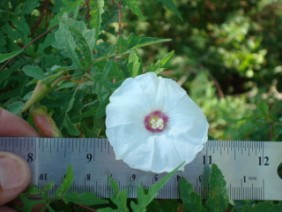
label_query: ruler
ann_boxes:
[0,137,281,200]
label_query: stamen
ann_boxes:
[144,110,168,133]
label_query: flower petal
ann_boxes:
[121,134,183,173]
[105,72,209,173]
[106,122,148,157]
[154,76,187,111]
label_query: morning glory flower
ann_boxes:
[106,72,209,173]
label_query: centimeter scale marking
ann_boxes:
[0,137,281,200]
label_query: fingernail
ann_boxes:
[0,153,26,190]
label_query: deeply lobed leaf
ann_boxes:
[205,164,229,212]
[130,162,184,212]
[179,177,206,212]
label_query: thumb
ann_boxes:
[0,152,31,205]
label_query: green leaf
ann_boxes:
[20,185,45,207]
[147,199,180,212]
[130,162,184,212]
[11,17,31,43]
[93,61,119,101]
[98,208,117,212]
[23,185,42,196]
[22,69,69,111]
[205,164,229,212]
[63,115,81,136]
[179,177,206,212]
[22,80,51,112]
[22,65,45,80]
[20,0,40,14]
[60,82,81,136]
[53,19,83,69]
[21,166,108,211]
[148,50,174,74]
[108,177,129,212]
[0,49,23,63]
[65,87,78,113]
[92,35,171,64]
[157,0,183,21]
[238,201,282,212]
[49,0,84,28]
[64,192,109,206]
[123,0,144,19]
[0,68,13,84]
[56,166,74,197]
[53,14,97,70]
[115,34,171,55]
[4,99,24,115]
[20,196,45,212]
[90,0,104,40]
[127,51,142,77]
[53,13,97,70]
[20,183,54,211]
[61,15,96,60]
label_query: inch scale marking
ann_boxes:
[0,137,281,200]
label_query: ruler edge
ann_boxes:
[0,137,281,200]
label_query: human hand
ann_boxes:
[0,108,38,211]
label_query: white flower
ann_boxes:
[106,72,209,173]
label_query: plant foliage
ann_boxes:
[1,0,282,211]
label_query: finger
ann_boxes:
[0,108,38,137]
[0,206,16,212]
[0,152,31,205]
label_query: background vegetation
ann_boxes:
[123,0,282,141]
[0,0,281,211]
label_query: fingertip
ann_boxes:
[0,152,31,205]
[0,108,38,137]
[0,206,17,212]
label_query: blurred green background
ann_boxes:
[123,0,282,141]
